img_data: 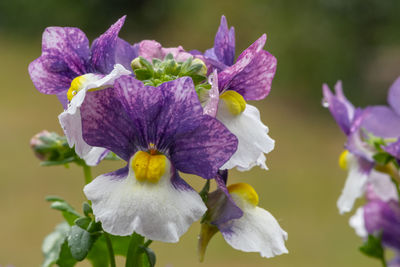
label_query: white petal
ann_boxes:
[368,170,399,201]
[337,159,368,214]
[221,197,288,258]
[84,160,207,242]
[349,207,367,238]
[217,103,275,171]
[59,64,130,166]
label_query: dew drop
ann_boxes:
[72,90,77,96]
[321,98,329,108]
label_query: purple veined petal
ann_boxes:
[90,16,135,74]
[213,15,235,66]
[136,40,163,61]
[171,115,238,179]
[57,91,69,109]
[218,35,276,101]
[203,70,220,117]
[81,86,137,161]
[361,106,400,139]
[385,139,400,159]
[322,83,353,135]
[388,76,400,116]
[364,199,400,250]
[28,26,91,95]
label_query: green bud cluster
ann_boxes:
[131,54,211,97]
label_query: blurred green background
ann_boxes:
[1,0,400,266]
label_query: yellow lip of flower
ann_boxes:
[338,150,349,170]
[67,75,87,101]
[220,90,246,115]
[131,151,167,183]
[227,182,259,206]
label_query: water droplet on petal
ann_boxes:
[321,98,329,108]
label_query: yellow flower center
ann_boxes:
[220,90,246,115]
[67,75,87,101]
[338,150,349,170]
[131,151,167,183]
[228,182,259,206]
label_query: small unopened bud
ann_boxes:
[30,130,72,163]
[192,58,208,77]
[130,57,143,71]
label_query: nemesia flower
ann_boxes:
[323,80,400,213]
[198,176,288,260]
[28,16,135,165]
[201,16,277,171]
[80,76,238,242]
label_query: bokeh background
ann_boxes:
[1,0,400,266]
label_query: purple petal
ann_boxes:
[218,35,276,100]
[203,70,220,117]
[322,83,353,135]
[388,77,400,116]
[91,16,135,73]
[81,86,137,161]
[361,106,400,138]
[385,139,400,159]
[28,27,90,95]
[213,15,235,66]
[364,199,400,250]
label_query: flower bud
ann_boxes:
[30,130,73,163]
[130,57,143,71]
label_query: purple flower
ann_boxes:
[323,80,400,213]
[29,16,136,166]
[200,16,277,171]
[80,76,238,242]
[198,172,287,260]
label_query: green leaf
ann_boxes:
[140,246,156,267]
[373,152,393,165]
[56,241,77,267]
[42,222,71,267]
[359,234,385,260]
[139,57,154,73]
[40,157,76,166]
[87,236,109,267]
[45,195,65,202]
[67,225,98,261]
[50,201,81,225]
[191,75,207,84]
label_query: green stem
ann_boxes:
[82,164,92,185]
[125,233,145,267]
[391,177,400,203]
[381,256,387,267]
[104,232,116,267]
[143,239,153,247]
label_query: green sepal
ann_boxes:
[139,246,156,267]
[67,225,99,261]
[191,75,207,85]
[83,202,93,217]
[183,63,203,76]
[139,57,154,73]
[104,152,121,161]
[199,180,211,203]
[75,217,91,230]
[359,234,385,260]
[40,157,77,167]
[373,152,394,166]
[42,222,71,267]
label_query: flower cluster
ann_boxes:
[323,78,400,265]
[29,15,288,264]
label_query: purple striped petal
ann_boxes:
[81,87,136,161]
[213,15,235,66]
[28,27,90,95]
[91,16,136,73]
[388,77,400,116]
[385,139,400,159]
[218,35,276,100]
[137,40,163,61]
[81,76,238,179]
[364,199,400,250]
